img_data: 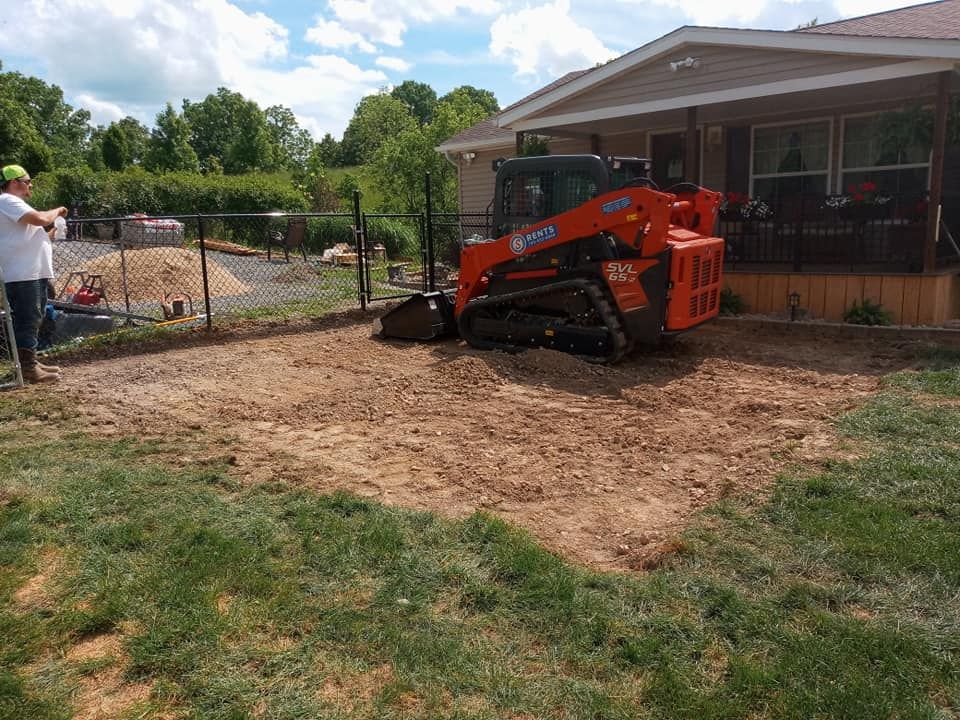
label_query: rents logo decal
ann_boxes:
[509,223,558,255]
[601,196,631,214]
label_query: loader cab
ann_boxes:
[491,155,652,236]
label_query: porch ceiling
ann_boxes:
[532,72,960,140]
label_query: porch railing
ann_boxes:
[719,193,960,273]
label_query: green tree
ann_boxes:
[183,88,279,174]
[390,80,437,126]
[316,133,342,167]
[340,93,417,166]
[438,85,499,116]
[113,117,150,166]
[101,123,131,170]
[0,96,52,172]
[0,64,90,168]
[144,103,199,173]
[265,105,315,172]
[372,89,490,212]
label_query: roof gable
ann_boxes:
[497,27,960,127]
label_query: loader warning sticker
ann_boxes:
[601,196,631,214]
[510,223,558,254]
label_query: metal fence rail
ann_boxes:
[0,268,23,389]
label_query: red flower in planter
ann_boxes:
[860,181,878,192]
[847,183,858,194]
[853,193,865,202]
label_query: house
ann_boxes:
[437,0,960,325]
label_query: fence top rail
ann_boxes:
[70,212,356,223]
[361,212,423,220]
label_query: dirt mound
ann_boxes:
[273,264,320,283]
[57,247,249,301]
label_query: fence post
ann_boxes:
[793,197,804,272]
[353,190,366,310]
[425,172,436,292]
[197,215,213,330]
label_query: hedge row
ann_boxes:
[31,167,309,217]
[31,168,422,260]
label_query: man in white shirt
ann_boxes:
[0,164,67,383]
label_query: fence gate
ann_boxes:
[357,211,430,305]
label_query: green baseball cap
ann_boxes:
[1,165,28,182]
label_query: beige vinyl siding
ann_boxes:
[597,131,648,158]
[458,149,507,214]
[535,46,899,119]
[545,137,593,154]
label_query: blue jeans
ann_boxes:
[5,279,48,351]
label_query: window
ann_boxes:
[840,114,930,197]
[751,120,830,203]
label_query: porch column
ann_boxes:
[515,131,525,156]
[685,107,699,184]
[590,134,601,156]
[925,71,950,273]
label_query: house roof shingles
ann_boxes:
[798,0,960,39]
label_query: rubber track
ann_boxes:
[458,278,630,364]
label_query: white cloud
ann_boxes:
[75,94,127,126]
[637,0,770,25]
[490,0,616,79]
[235,55,387,138]
[305,18,377,52]
[309,0,502,50]
[6,0,386,138]
[376,56,412,72]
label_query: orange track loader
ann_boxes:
[376,155,725,363]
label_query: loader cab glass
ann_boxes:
[493,155,650,236]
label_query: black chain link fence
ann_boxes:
[43,180,506,350]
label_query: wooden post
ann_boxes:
[925,71,950,273]
[685,106,699,184]
[590,134,601,156]
[515,131,525,156]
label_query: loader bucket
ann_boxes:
[373,290,458,341]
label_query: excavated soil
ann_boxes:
[53,320,918,570]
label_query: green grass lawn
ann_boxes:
[1,351,959,719]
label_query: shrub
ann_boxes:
[844,299,893,326]
[719,288,746,316]
[32,168,307,218]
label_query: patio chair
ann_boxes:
[266,217,308,262]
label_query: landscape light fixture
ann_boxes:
[788,291,801,321]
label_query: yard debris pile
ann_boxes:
[56,247,250,302]
[56,322,911,570]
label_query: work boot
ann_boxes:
[17,348,60,384]
[36,357,61,373]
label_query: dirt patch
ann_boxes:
[63,627,152,720]
[55,247,249,301]
[317,663,394,712]
[12,550,60,611]
[49,321,918,570]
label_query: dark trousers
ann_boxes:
[5,279,48,351]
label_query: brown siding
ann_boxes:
[538,46,898,119]
[724,271,960,324]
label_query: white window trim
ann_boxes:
[749,116,834,197]
[837,109,932,192]
[646,127,704,185]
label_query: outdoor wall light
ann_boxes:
[670,56,701,72]
[788,291,801,321]
[462,152,477,165]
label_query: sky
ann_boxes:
[2,0,926,140]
